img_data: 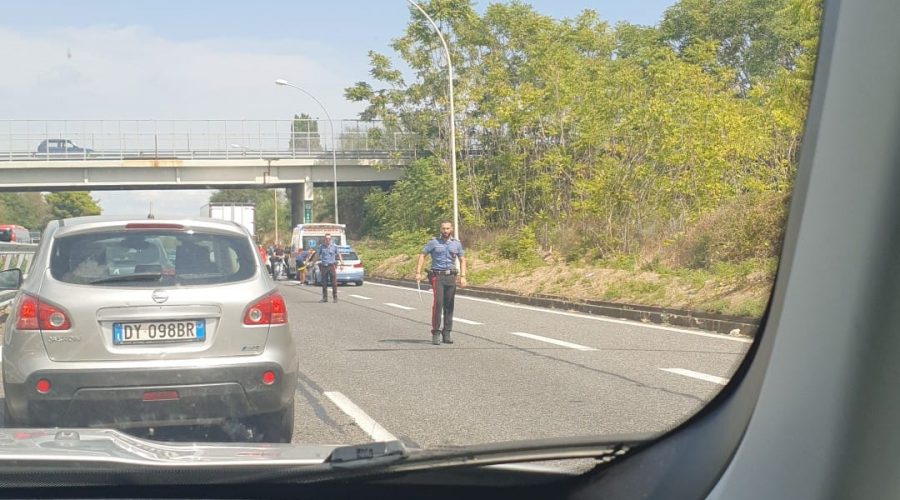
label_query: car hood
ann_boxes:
[0,428,652,486]
[0,428,334,466]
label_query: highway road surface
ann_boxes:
[281,280,751,449]
[0,280,752,455]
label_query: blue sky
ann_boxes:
[0,0,675,214]
[5,1,672,45]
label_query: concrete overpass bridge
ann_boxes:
[0,119,424,225]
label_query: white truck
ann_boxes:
[205,203,256,237]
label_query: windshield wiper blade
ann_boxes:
[90,273,163,284]
[326,440,408,469]
[322,434,654,475]
[246,434,652,484]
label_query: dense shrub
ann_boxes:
[668,192,789,268]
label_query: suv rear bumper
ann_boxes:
[4,362,296,429]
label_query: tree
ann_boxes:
[45,192,101,219]
[0,193,51,229]
[254,189,291,246]
[209,189,267,204]
[363,158,454,236]
[344,0,821,264]
[291,113,323,152]
[658,0,819,95]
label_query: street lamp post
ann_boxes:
[274,79,339,225]
[406,0,459,239]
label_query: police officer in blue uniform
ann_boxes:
[416,221,467,345]
[313,234,343,303]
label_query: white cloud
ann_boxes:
[0,26,365,119]
[0,25,366,214]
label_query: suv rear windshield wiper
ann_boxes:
[90,273,163,285]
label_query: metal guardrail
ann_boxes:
[0,120,428,161]
[0,242,37,305]
[0,242,36,271]
[2,149,424,162]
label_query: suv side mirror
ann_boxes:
[0,269,23,290]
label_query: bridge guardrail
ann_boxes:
[2,149,425,162]
[0,242,37,306]
[0,120,437,161]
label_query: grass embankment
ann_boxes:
[354,193,787,319]
[355,239,775,318]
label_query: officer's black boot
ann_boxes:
[320,294,327,303]
[432,333,441,345]
[442,331,453,344]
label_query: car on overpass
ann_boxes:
[0,216,297,442]
[34,139,94,157]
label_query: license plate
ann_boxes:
[113,320,206,345]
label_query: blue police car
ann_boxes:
[306,246,364,286]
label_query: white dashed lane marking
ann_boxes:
[384,302,415,311]
[453,318,483,325]
[660,368,729,385]
[510,332,596,351]
[324,391,397,442]
[349,294,372,300]
[368,282,752,344]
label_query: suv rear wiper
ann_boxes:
[90,273,163,284]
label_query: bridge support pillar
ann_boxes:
[289,179,315,229]
[290,184,302,229]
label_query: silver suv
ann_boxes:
[0,217,297,442]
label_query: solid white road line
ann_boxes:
[368,282,752,344]
[660,368,729,385]
[384,302,415,310]
[349,294,373,300]
[324,391,398,442]
[453,317,483,325]
[510,332,596,351]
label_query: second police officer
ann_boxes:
[313,233,343,303]
[416,220,467,345]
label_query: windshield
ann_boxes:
[0,0,822,481]
[302,235,345,249]
[49,230,256,286]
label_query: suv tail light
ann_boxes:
[16,294,72,331]
[353,263,363,268]
[243,292,288,326]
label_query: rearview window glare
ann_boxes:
[50,230,256,286]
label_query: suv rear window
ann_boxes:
[50,230,257,286]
